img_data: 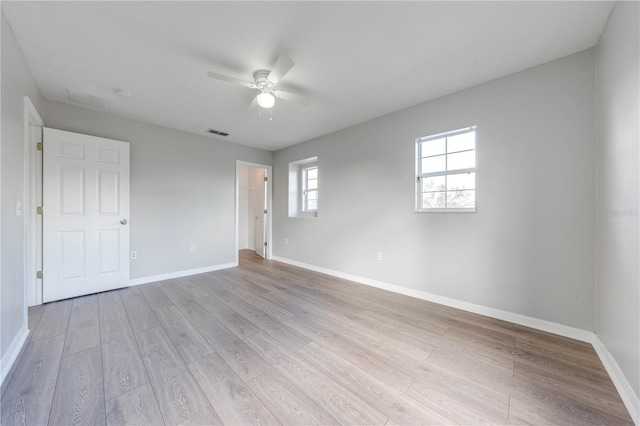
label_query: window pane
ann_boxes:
[447,150,475,171]
[446,172,475,191]
[307,199,318,210]
[307,190,318,201]
[446,190,475,208]
[306,167,317,179]
[447,131,475,153]
[307,178,317,190]
[421,155,446,173]
[421,138,446,157]
[423,192,446,209]
[421,176,445,192]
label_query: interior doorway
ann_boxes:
[236,161,272,262]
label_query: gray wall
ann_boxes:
[1,10,42,372]
[596,1,640,397]
[43,100,272,279]
[273,49,597,330]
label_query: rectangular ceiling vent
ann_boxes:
[207,129,229,137]
[68,88,110,110]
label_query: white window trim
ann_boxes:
[415,126,477,213]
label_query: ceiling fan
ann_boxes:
[207,55,310,109]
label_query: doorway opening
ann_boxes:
[236,161,272,264]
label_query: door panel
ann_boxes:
[60,167,85,214]
[60,231,85,279]
[43,128,130,302]
[98,147,120,163]
[97,171,119,214]
[59,141,85,159]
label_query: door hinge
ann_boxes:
[264,242,267,247]
[36,206,43,215]
[36,142,43,151]
[36,270,43,279]
[263,209,267,214]
[264,176,268,182]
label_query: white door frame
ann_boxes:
[235,161,272,263]
[24,97,44,306]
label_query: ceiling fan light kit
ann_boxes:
[257,91,275,108]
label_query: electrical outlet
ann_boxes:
[190,244,196,252]
[376,252,382,261]
[130,251,137,259]
[285,238,288,245]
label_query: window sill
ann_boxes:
[289,211,318,218]
[415,208,476,213]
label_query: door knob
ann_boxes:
[120,219,128,225]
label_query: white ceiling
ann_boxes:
[3,1,613,151]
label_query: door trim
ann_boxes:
[23,96,44,306]
[235,161,272,263]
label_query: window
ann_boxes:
[301,164,318,212]
[288,156,318,217]
[416,126,477,212]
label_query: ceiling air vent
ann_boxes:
[68,89,110,110]
[207,129,229,137]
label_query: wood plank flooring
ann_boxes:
[1,250,633,425]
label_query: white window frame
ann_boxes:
[415,126,477,213]
[288,156,318,218]
[300,163,318,213]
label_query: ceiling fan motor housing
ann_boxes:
[253,70,274,93]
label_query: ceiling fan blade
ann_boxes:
[207,71,255,89]
[267,55,295,84]
[274,90,310,106]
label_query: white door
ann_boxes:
[255,169,267,258]
[43,128,130,302]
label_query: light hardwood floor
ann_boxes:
[1,250,633,425]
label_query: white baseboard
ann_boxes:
[273,256,593,342]
[273,256,639,424]
[592,336,640,425]
[1,325,29,387]
[129,262,237,286]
